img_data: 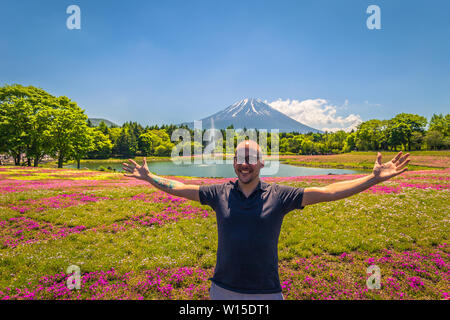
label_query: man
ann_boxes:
[122,140,410,300]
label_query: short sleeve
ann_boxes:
[277,184,305,215]
[199,184,221,209]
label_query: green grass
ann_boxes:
[280,150,450,170]
[0,159,448,299]
[280,160,430,171]
[1,184,448,290]
[0,214,217,288]
[279,189,449,259]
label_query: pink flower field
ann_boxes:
[0,245,448,300]
[0,165,448,300]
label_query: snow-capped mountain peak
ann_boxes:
[221,98,272,118]
[181,98,321,133]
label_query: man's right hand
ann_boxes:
[122,157,151,180]
[122,157,200,202]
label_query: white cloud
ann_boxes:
[267,98,363,132]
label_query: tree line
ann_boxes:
[280,113,449,155]
[1,84,449,168]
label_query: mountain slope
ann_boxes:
[88,118,119,127]
[181,98,321,133]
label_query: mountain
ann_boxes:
[88,118,119,127]
[181,98,321,133]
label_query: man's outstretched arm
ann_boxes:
[301,151,410,206]
[122,158,200,202]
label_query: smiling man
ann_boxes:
[122,140,410,300]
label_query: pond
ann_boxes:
[64,160,362,178]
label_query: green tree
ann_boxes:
[139,131,162,156]
[0,84,55,166]
[27,103,55,166]
[108,127,122,155]
[115,128,133,157]
[390,113,427,151]
[355,119,385,151]
[325,130,348,153]
[44,96,93,168]
[139,129,174,156]
[387,121,410,151]
[425,130,445,150]
[410,131,424,150]
[429,114,450,137]
[301,139,314,155]
[69,126,95,169]
[287,135,303,154]
[343,131,356,152]
[97,120,110,135]
[0,98,31,165]
[279,137,289,154]
[87,130,113,159]
[154,141,175,156]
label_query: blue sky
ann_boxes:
[1,0,449,130]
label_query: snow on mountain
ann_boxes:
[181,98,322,133]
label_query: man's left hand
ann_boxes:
[372,151,410,182]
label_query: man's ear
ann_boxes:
[260,159,264,168]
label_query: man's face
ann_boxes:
[233,146,264,184]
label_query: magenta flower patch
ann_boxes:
[0,217,86,248]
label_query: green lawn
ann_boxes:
[0,163,448,299]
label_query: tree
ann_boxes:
[108,127,122,154]
[97,120,109,135]
[325,130,348,153]
[429,114,450,137]
[390,113,427,151]
[387,121,410,151]
[139,131,162,156]
[287,135,303,154]
[410,131,424,150]
[301,139,314,155]
[343,131,356,152]
[154,141,175,156]
[139,129,174,156]
[26,103,55,166]
[69,126,95,169]
[114,126,138,157]
[44,96,93,168]
[279,137,290,154]
[355,120,385,151]
[0,84,55,166]
[425,130,445,150]
[0,97,32,165]
[115,128,132,157]
[87,130,113,159]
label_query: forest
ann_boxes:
[1,84,449,168]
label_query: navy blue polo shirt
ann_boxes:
[199,179,305,294]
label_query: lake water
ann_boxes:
[64,160,361,178]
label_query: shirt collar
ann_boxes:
[232,179,269,192]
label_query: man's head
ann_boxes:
[233,140,264,185]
